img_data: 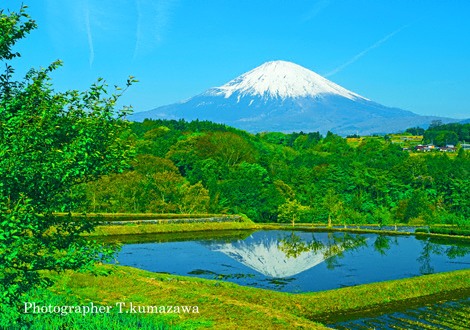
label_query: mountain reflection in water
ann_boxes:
[207,232,367,278]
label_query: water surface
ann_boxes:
[115,230,470,293]
[329,297,470,329]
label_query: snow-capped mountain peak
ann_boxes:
[206,60,367,101]
[130,60,457,135]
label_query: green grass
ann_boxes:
[4,289,178,330]
[45,265,326,329]
[87,215,259,237]
[26,266,470,330]
[57,212,245,222]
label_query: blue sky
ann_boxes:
[6,0,470,119]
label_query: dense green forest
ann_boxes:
[72,120,470,226]
[423,122,470,146]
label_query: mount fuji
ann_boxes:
[131,60,456,135]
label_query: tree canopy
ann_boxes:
[0,6,134,324]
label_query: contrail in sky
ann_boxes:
[133,0,144,59]
[84,2,94,66]
[302,0,332,22]
[325,25,408,77]
[133,0,177,59]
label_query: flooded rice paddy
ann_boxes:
[114,230,470,293]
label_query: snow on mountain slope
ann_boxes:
[205,60,367,101]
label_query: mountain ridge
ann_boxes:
[131,60,458,135]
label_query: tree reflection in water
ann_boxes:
[278,231,470,274]
[373,235,398,256]
[278,232,368,269]
[416,237,470,275]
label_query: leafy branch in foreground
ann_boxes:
[0,6,136,324]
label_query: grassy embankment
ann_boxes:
[415,226,470,237]
[86,214,469,240]
[38,266,470,329]
[270,223,470,239]
[86,213,261,237]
